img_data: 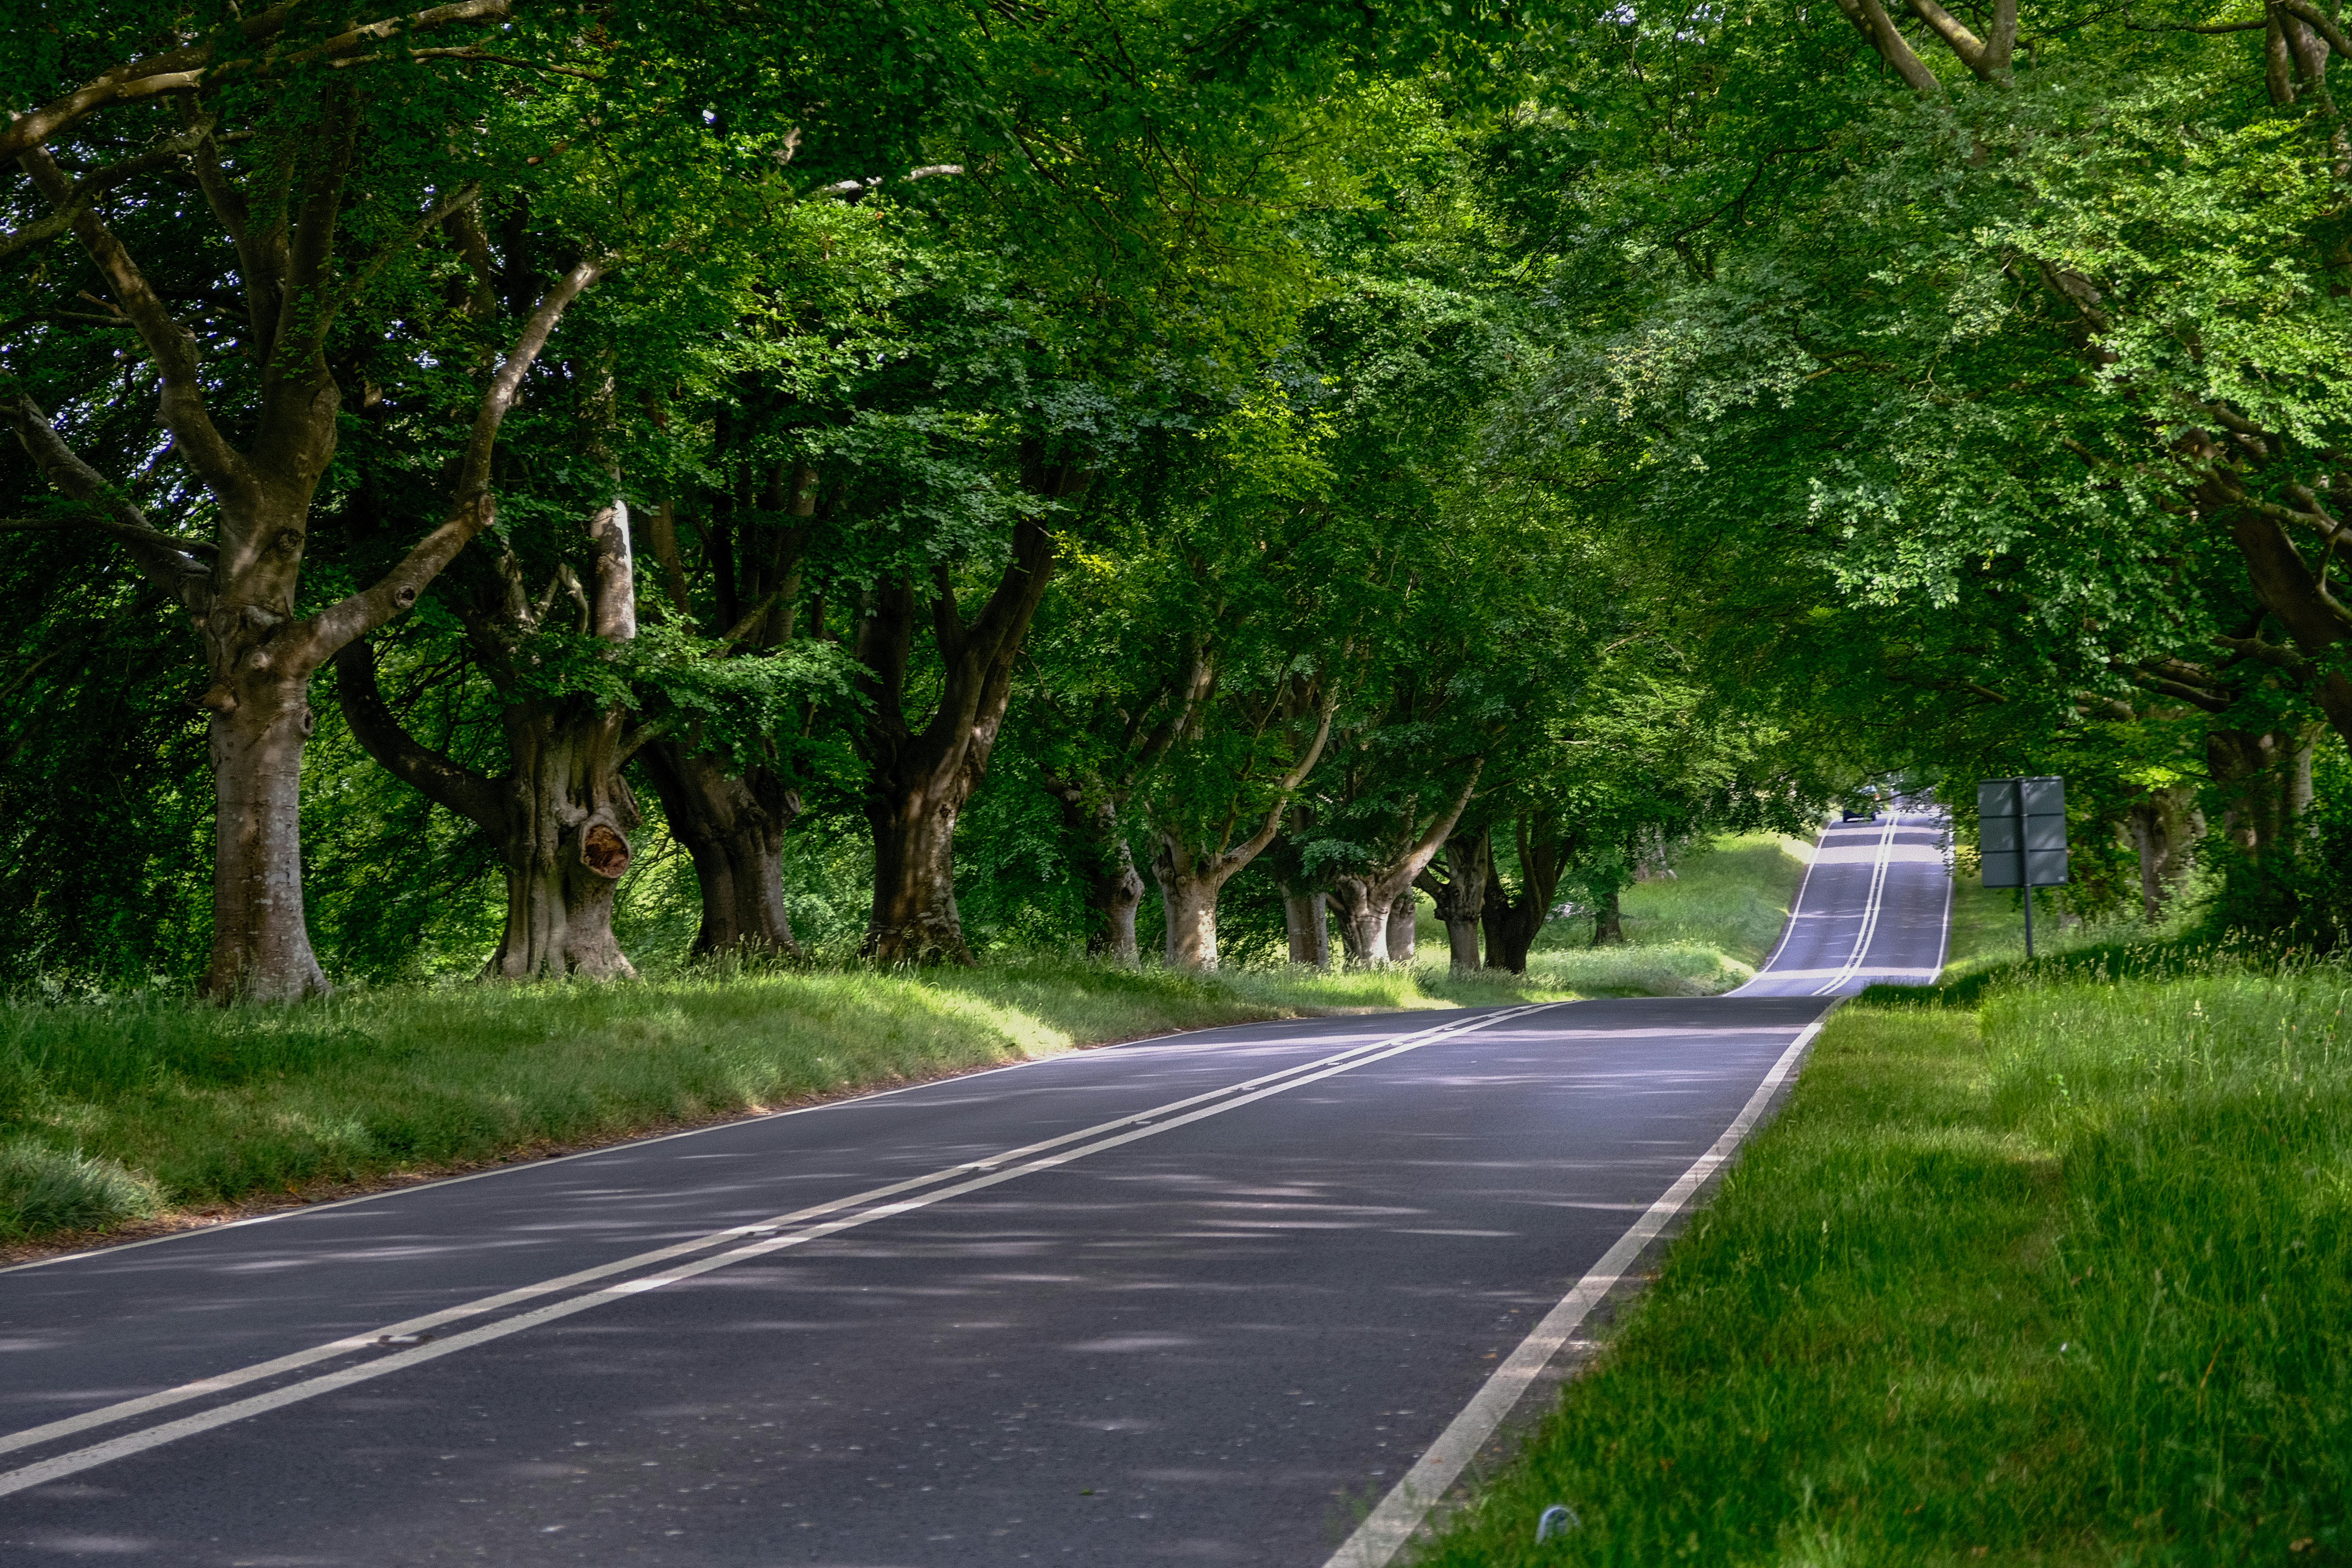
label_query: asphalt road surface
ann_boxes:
[0,809,1952,1566]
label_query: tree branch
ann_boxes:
[18,146,253,503]
[332,638,502,825]
[4,396,213,609]
[287,253,611,672]
[0,0,511,162]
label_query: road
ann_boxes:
[0,809,1951,1566]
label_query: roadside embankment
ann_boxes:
[0,959,1577,1256]
[0,830,1802,1255]
[1415,957,2352,1565]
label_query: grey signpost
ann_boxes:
[1978,775,2068,958]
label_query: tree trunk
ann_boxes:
[1044,773,1144,964]
[640,740,801,959]
[1439,830,1489,971]
[203,672,329,1000]
[1386,891,1418,964]
[1155,851,1225,970]
[2208,724,2315,864]
[1591,883,1628,947]
[1284,885,1331,968]
[1325,761,1483,969]
[866,772,973,965]
[1482,817,1569,974]
[1327,877,1393,966]
[482,697,641,980]
[854,456,1083,965]
[2126,784,2202,921]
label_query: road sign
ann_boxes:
[1977,775,2067,957]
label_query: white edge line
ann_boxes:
[0,1003,1566,1485]
[1320,1005,1838,1568]
[0,1005,1486,1279]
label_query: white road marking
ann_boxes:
[1320,1009,1836,1568]
[0,1004,1567,1496]
[1808,813,1901,995]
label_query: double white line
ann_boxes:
[1807,812,1902,996]
[0,1003,1565,1499]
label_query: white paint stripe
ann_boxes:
[0,1011,1416,1279]
[1808,813,1900,996]
[1320,1008,1836,1568]
[0,1012,1508,1459]
[1731,823,1828,991]
[0,1004,1566,1494]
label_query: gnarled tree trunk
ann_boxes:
[641,741,801,959]
[1481,816,1569,974]
[1386,893,1418,964]
[855,450,1088,964]
[2208,723,2316,864]
[1043,773,1144,964]
[337,492,647,981]
[2126,783,2203,921]
[1144,695,1336,973]
[7,170,603,997]
[486,699,641,979]
[1326,762,1482,967]
[1417,828,1489,972]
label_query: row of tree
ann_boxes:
[3,0,1823,997]
[12,0,2351,999]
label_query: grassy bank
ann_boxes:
[0,831,1806,1251]
[1508,832,1812,997]
[1416,960,2352,1565]
[0,959,1578,1250]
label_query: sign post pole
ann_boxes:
[1978,775,2066,963]
[2017,777,2034,960]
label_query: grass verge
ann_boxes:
[1415,962,2352,1565]
[0,958,1574,1254]
[0,831,1807,1253]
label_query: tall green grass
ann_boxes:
[1414,962,2352,1565]
[1511,833,1812,995]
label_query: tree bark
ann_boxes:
[1326,761,1482,967]
[485,699,641,979]
[2207,723,2316,864]
[854,449,1087,963]
[1153,845,1225,969]
[1043,772,1144,964]
[1142,686,1337,973]
[1283,884,1331,968]
[1418,828,1489,971]
[336,492,645,981]
[6,179,604,998]
[206,672,329,998]
[2126,783,2202,921]
[638,741,801,959]
[1386,892,1418,964]
[1482,817,1569,974]
[1591,883,1628,947]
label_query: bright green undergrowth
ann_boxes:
[1416,962,2352,1566]
[1510,833,1812,996]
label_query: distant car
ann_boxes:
[1840,784,1882,822]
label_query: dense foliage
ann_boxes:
[4,0,2348,990]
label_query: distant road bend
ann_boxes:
[0,810,1953,1565]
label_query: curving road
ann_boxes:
[0,810,1951,1566]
